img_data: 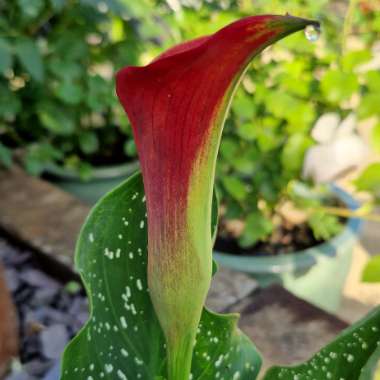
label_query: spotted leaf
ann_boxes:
[60,172,262,380]
[263,306,380,380]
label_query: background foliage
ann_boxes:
[1,0,379,249]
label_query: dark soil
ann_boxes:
[0,236,88,380]
[215,222,324,257]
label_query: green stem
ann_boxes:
[167,333,195,380]
[341,0,358,58]
[314,205,380,222]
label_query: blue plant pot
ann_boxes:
[213,185,363,313]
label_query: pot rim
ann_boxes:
[44,160,139,181]
[213,184,363,274]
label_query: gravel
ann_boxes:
[0,237,88,380]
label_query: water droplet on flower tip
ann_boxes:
[304,24,321,42]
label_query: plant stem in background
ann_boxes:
[315,205,380,222]
[341,0,358,58]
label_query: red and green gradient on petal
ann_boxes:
[116,14,319,380]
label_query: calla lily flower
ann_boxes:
[116,14,319,380]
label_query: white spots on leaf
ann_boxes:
[105,364,113,373]
[89,233,95,243]
[136,279,143,291]
[120,316,128,329]
[139,220,145,229]
[134,357,144,366]
[104,248,114,259]
[215,354,223,368]
[117,369,127,380]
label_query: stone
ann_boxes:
[4,268,21,292]
[206,267,258,312]
[4,371,34,380]
[30,288,58,307]
[40,324,69,360]
[42,360,61,380]
[0,166,90,266]
[21,269,60,290]
[227,285,348,370]
[23,359,53,377]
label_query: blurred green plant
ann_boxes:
[1,0,379,251]
[0,0,175,177]
[362,255,380,283]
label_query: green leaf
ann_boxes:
[220,138,239,161]
[0,143,12,168]
[15,38,44,81]
[237,122,257,141]
[232,91,256,120]
[23,143,63,176]
[365,71,380,94]
[0,38,12,73]
[354,163,380,194]
[359,94,380,119]
[239,211,273,247]
[24,155,45,176]
[320,69,359,104]
[50,0,65,11]
[282,133,313,174]
[309,211,342,241]
[263,306,380,379]
[341,50,372,72]
[372,124,380,154]
[79,131,99,155]
[37,103,75,135]
[0,85,21,119]
[124,139,137,157]
[55,80,83,105]
[17,0,45,18]
[222,176,248,201]
[360,346,380,380]
[362,256,380,283]
[61,173,262,380]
